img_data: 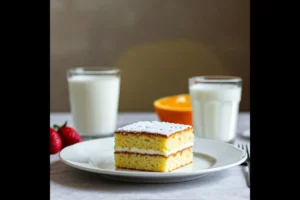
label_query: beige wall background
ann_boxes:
[50,0,249,112]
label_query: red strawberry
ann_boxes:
[54,121,82,147]
[50,128,62,154]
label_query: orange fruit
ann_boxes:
[153,94,193,125]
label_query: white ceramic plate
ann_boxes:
[59,137,247,183]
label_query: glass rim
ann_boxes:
[68,67,120,75]
[189,75,242,83]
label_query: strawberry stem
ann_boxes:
[53,121,68,132]
[62,121,68,127]
[53,124,60,131]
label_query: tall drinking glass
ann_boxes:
[189,76,242,143]
[67,67,120,138]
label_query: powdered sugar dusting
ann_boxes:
[116,121,192,136]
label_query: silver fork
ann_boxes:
[237,143,250,187]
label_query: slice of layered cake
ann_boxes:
[114,121,194,172]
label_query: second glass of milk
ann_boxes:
[67,67,120,138]
[189,76,242,143]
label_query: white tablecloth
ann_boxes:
[50,112,250,200]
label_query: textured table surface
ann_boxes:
[50,112,250,200]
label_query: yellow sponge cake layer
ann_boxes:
[114,129,193,156]
[114,147,193,172]
[115,121,194,156]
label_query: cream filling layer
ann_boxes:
[114,143,193,156]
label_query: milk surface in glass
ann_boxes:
[67,67,120,137]
[189,76,242,143]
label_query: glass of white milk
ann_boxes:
[189,76,242,143]
[67,67,120,138]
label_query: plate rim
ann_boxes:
[59,137,247,177]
